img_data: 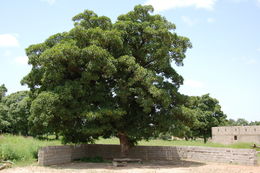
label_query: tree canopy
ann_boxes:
[0,90,30,135]
[226,118,260,126]
[0,84,8,132]
[0,85,30,135]
[183,94,227,143]
[0,84,7,101]
[22,5,191,155]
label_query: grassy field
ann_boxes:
[96,137,259,150]
[0,135,259,166]
[0,134,61,166]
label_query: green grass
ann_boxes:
[96,137,259,150]
[0,134,61,166]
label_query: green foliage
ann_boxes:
[0,91,31,135]
[21,5,191,146]
[226,118,260,126]
[29,91,61,136]
[0,84,8,132]
[227,118,249,126]
[233,118,249,126]
[0,134,61,163]
[249,121,260,126]
[179,94,227,143]
[0,102,9,133]
[0,84,7,101]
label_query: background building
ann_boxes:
[212,126,260,145]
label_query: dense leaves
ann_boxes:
[0,87,30,135]
[0,84,7,101]
[21,5,191,153]
[226,118,260,126]
[182,94,227,143]
[0,84,8,132]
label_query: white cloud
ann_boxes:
[145,0,217,12]
[207,17,215,23]
[0,34,19,47]
[41,0,56,5]
[14,56,28,65]
[181,16,198,26]
[184,79,205,88]
[257,47,260,52]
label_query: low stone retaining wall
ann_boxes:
[38,144,257,166]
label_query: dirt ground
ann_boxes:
[2,160,260,173]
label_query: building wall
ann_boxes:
[38,144,257,166]
[212,126,260,144]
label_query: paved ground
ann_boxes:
[2,161,260,173]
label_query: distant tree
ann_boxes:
[2,91,31,135]
[0,84,9,133]
[0,84,7,101]
[249,121,260,126]
[227,118,237,126]
[226,118,259,126]
[0,102,9,133]
[185,94,227,143]
[164,103,196,140]
[21,5,191,155]
[235,118,249,126]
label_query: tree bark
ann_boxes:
[203,136,207,143]
[118,132,130,157]
[55,133,59,140]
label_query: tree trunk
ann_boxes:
[118,132,130,157]
[55,133,59,140]
[203,136,207,143]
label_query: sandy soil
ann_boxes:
[2,161,260,173]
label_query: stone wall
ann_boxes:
[38,146,72,166]
[38,144,257,166]
[212,126,260,144]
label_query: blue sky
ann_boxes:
[0,0,259,121]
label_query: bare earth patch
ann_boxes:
[2,161,260,173]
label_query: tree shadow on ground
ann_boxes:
[48,160,206,171]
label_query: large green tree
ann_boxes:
[22,5,191,155]
[185,94,227,143]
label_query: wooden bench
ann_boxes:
[112,158,142,167]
